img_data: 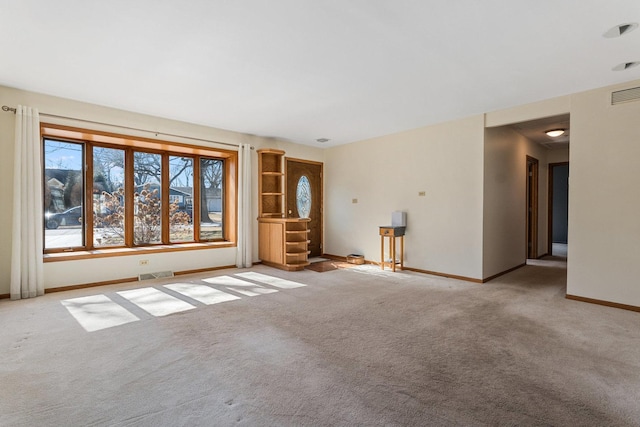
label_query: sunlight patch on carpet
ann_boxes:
[118,287,195,316]
[59,272,309,332]
[164,283,241,305]
[202,275,279,296]
[235,272,306,289]
[347,264,413,279]
[61,295,139,332]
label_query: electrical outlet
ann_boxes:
[352,198,358,204]
[418,191,426,197]
[139,260,149,266]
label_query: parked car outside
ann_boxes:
[45,206,82,229]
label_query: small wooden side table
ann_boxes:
[379,226,406,272]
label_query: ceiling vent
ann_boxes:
[612,61,640,72]
[611,87,640,105]
[604,23,639,38]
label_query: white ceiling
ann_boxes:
[1,1,639,147]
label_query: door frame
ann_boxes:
[547,161,569,256]
[285,157,323,255]
[526,156,539,259]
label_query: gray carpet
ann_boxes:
[2,258,640,426]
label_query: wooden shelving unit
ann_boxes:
[257,149,310,271]
[284,220,311,269]
[258,217,310,271]
[257,149,285,218]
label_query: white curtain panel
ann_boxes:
[236,143,253,268]
[11,106,44,300]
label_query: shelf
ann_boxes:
[285,230,308,234]
[286,240,310,245]
[284,261,310,267]
[258,150,284,175]
[286,250,309,255]
[258,149,284,218]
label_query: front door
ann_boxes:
[286,158,323,257]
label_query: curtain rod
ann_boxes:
[2,105,254,150]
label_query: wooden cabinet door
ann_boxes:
[258,222,283,264]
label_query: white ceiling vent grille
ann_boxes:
[611,87,640,105]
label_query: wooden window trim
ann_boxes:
[42,123,234,158]
[43,241,236,262]
[41,123,238,257]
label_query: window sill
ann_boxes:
[43,241,236,262]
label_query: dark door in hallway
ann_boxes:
[526,156,539,259]
[286,158,323,257]
[548,162,569,255]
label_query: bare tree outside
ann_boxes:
[93,147,125,194]
[95,184,190,245]
[93,147,125,247]
[169,156,194,242]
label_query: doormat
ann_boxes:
[305,260,355,273]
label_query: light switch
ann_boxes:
[418,191,426,197]
[352,198,358,204]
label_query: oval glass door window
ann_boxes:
[296,175,311,218]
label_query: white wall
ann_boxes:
[483,126,551,278]
[483,127,527,277]
[528,140,551,259]
[568,79,640,306]
[0,85,323,294]
[548,147,569,164]
[324,115,485,280]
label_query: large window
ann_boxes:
[42,124,237,254]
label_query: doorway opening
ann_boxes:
[526,156,539,259]
[548,162,569,258]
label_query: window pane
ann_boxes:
[296,175,311,218]
[44,140,84,249]
[93,147,125,247]
[199,158,223,240]
[133,152,162,245]
[169,156,194,242]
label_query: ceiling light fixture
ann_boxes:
[316,138,329,143]
[545,129,565,138]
